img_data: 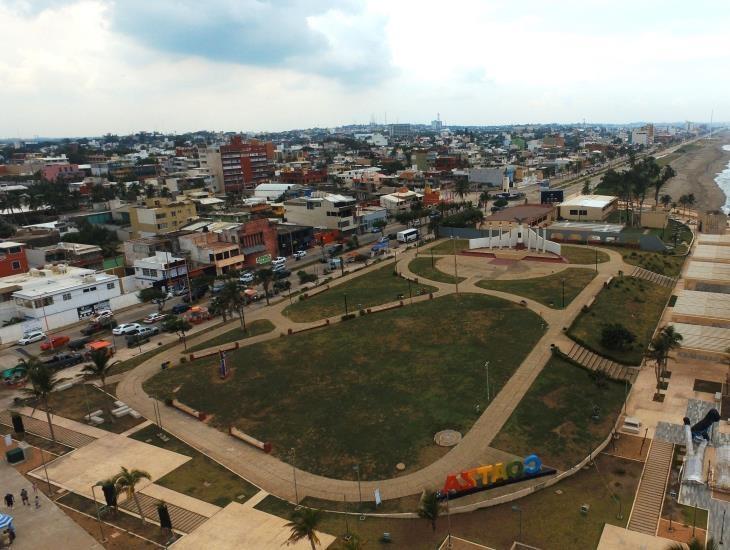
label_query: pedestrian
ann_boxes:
[0,530,9,547]
[19,489,28,507]
[3,494,13,510]
[32,483,37,495]
[7,529,14,545]
[34,495,40,509]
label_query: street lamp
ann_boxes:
[451,236,459,295]
[290,448,299,504]
[344,294,349,316]
[91,484,108,543]
[512,504,523,540]
[561,277,565,308]
[353,464,362,510]
[485,361,491,403]
[595,248,598,273]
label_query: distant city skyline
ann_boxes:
[1,0,728,137]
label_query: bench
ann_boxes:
[229,426,272,453]
[622,416,642,434]
[84,410,103,420]
[88,416,104,426]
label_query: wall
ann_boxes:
[469,226,562,255]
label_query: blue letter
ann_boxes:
[523,454,542,474]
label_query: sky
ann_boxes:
[1,0,729,137]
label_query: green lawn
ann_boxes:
[491,356,626,470]
[561,245,610,265]
[145,294,546,480]
[477,268,596,309]
[620,249,685,277]
[109,338,183,375]
[568,276,671,364]
[282,264,437,322]
[254,453,641,550]
[186,320,275,353]
[428,238,470,255]
[130,424,259,507]
[408,257,465,284]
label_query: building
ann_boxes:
[389,124,411,139]
[671,290,730,328]
[229,218,279,268]
[129,197,198,238]
[254,183,303,202]
[284,193,357,233]
[684,261,730,293]
[557,195,618,222]
[481,204,555,230]
[357,206,387,233]
[379,188,423,214]
[278,168,327,185]
[123,237,172,267]
[0,242,28,277]
[133,251,188,289]
[276,224,314,257]
[631,124,654,147]
[178,231,245,275]
[469,167,508,188]
[26,242,104,271]
[219,136,274,194]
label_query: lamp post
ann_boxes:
[561,277,565,308]
[595,248,598,273]
[512,504,523,540]
[290,448,299,505]
[344,294,349,316]
[431,249,434,268]
[353,464,362,510]
[91,484,108,543]
[485,361,491,403]
[393,249,398,275]
[446,492,452,549]
[407,278,412,304]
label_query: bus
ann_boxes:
[397,228,419,243]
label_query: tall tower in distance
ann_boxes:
[431,112,443,131]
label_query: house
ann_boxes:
[357,206,387,233]
[254,183,303,202]
[284,193,357,233]
[133,251,189,289]
[129,197,198,238]
[228,219,280,268]
[0,242,29,277]
[379,188,423,214]
[557,195,618,222]
[26,242,104,271]
[178,232,244,276]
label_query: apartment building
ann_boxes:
[133,251,189,289]
[26,242,104,271]
[283,193,358,233]
[0,242,29,277]
[129,197,198,238]
[218,136,274,194]
[178,231,245,275]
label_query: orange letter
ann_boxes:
[443,474,464,493]
[459,470,476,489]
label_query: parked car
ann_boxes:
[81,318,117,336]
[292,250,307,260]
[370,226,382,233]
[17,331,46,346]
[387,233,397,240]
[184,286,208,303]
[40,335,70,351]
[271,256,287,268]
[67,336,91,351]
[171,303,191,315]
[112,322,142,336]
[326,244,343,256]
[239,272,255,284]
[143,312,167,324]
[42,352,83,370]
[273,268,291,280]
[91,309,114,322]
[126,326,159,347]
[172,286,189,296]
[272,263,287,272]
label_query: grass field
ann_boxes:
[477,268,596,309]
[109,338,182,375]
[568,276,671,364]
[408,257,465,284]
[561,245,610,265]
[620,249,685,277]
[186,320,275,352]
[491,356,626,469]
[254,453,641,550]
[428,239,470,255]
[282,263,437,323]
[130,424,259,507]
[145,294,545,480]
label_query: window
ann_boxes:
[106,283,115,290]
[11,261,21,270]
[156,212,167,219]
[62,293,72,301]
[569,209,578,215]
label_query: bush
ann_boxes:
[359,309,366,316]
[180,356,187,363]
[341,314,356,321]
[297,270,318,284]
[600,323,636,351]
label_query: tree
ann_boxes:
[686,193,696,214]
[372,219,387,235]
[298,270,318,285]
[493,198,508,208]
[137,287,167,312]
[660,194,672,210]
[286,507,323,550]
[600,323,636,351]
[478,191,491,212]
[256,268,274,305]
[454,180,469,202]
[218,280,247,330]
[209,296,230,322]
[21,357,64,443]
[163,317,192,349]
[647,326,683,386]
[654,165,676,207]
[417,490,441,532]
[581,180,592,195]
[82,348,120,420]
[113,467,151,524]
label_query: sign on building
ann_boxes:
[256,254,272,265]
[541,190,564,205]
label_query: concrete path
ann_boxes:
[116,241,632,502]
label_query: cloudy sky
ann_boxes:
[1,0,728,137]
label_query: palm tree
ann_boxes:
[454,180,469,203]
[660,194,672,210]
[113,467,151,524]
[286,507,323,550]
[647,326,683,387]
[340,533,365,549]
[82,348,120,420]
[256,268,274,305]
[654,165,676,207]
[21,357,64,443]
[417,490,441,532]
[478,191,490,213]
[666,538,718,550]
[219,280,247,330]
[686,193,696,215]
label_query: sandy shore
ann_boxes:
[661,132,730,213]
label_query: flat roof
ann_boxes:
[697,234,730,247]
[0,241,24,249]
[484,203,554,222]
[693,244,730,263]
[559,194,617,208]
[672,290,730,321]
[549,221,625,233]
[671,322,730,353]
[685,260,730,283]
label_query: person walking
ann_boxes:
[0,529,10,548]
[19,489,28,507]
[3,494,13,510]
[34,495,40,509]
[7,529,14,546]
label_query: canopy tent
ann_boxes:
[0,513,14,530]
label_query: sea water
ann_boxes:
[718,144,730,214]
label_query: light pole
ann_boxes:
[91,484,108,543]
[512,504,522,540]
[393,249,398,275]
[353,464,362,510]
[595,248,598,273]
[446,492,452,549]
[561,277,565,308]
[407,278,412,304]
[344,294,349,316]
[290,448,299,504]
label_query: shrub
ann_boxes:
[600,323,636,351]
[341,314,356,321]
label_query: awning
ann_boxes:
[0,513,14,529]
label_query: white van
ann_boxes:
[397,229,419,243]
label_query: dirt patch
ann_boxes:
[541,387,566,409]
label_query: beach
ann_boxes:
[661,132,730,213]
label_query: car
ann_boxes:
[42,352,83,370]
[143,312,166,324]
[40,335,70,351]
[273,268,291,280]
[172,287,189,296]
[387,233,397,240]
[112,322,142,336]
[239,272,255,284]
[271,256,287,267]
[272,263,287,272]
[171,303,191,315]
[17,331,46,346]
[127,326,159,345]
[292,250,307,260]
[81,318,116,336]
[67,336,91,351]
[370,226,382,233]
[91,309,113,322]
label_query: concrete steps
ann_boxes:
[630,266,676,288]
[627,439,674,535]
[564,342,639,384]
[0,411,96,449]
[119,492,208,534]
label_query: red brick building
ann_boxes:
[224,218,279,268]
[0,242,29,277]
[220,136,274,194]
[278,168,327,185]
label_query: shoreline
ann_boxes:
[661,132,730,213]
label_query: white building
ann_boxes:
[283,193,357,232]
[254,183,302,202]
[379,189,423,214]
[133,251,188,290]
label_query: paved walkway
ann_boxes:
[116,241,632,502]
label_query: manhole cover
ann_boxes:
[434,430,462,447]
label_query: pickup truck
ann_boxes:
[42,352,84,370]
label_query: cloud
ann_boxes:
[109,0,393,85]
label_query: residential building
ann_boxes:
[178,231,245,275]
[469,167,508,188]
[284,193,358,233]
[278,168,327,185]
[254,183,303,202]
[26,242,104,271]
[379,188,423,214]
[133,251,188,289]
[0,242,28,277]
[481,204,555,230]
[230,218,280,267]
[557,195,618,222]
[276,224,314,257]
[218,136,274,194]
[129,197,198,238]
[123,237,172,266]
[389,124,412,139]
[357,206,387,233]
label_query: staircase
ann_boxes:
[627,439,674,535]
[0,411,96,449]
[119,492,208,534]
[564,342,639,383]
[630,266,677,288]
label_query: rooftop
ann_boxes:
[484,203,554,222]
[0,241,24,249]
[549,221,625,233]
[2,266,117,298]
[559,194,617,208]
[672,289,730,321]
[685,260,730,283]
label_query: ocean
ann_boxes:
[717,144,730,214]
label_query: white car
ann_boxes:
[271,256,287,267]
[18,331,46,346]
[143,313,166,324]
[92,309,114,321]
[293,250,307,260]
[112,322,142,335]
[239,272,255,284]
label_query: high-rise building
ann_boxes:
[388,124,412,139]
[218,136,274,194]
